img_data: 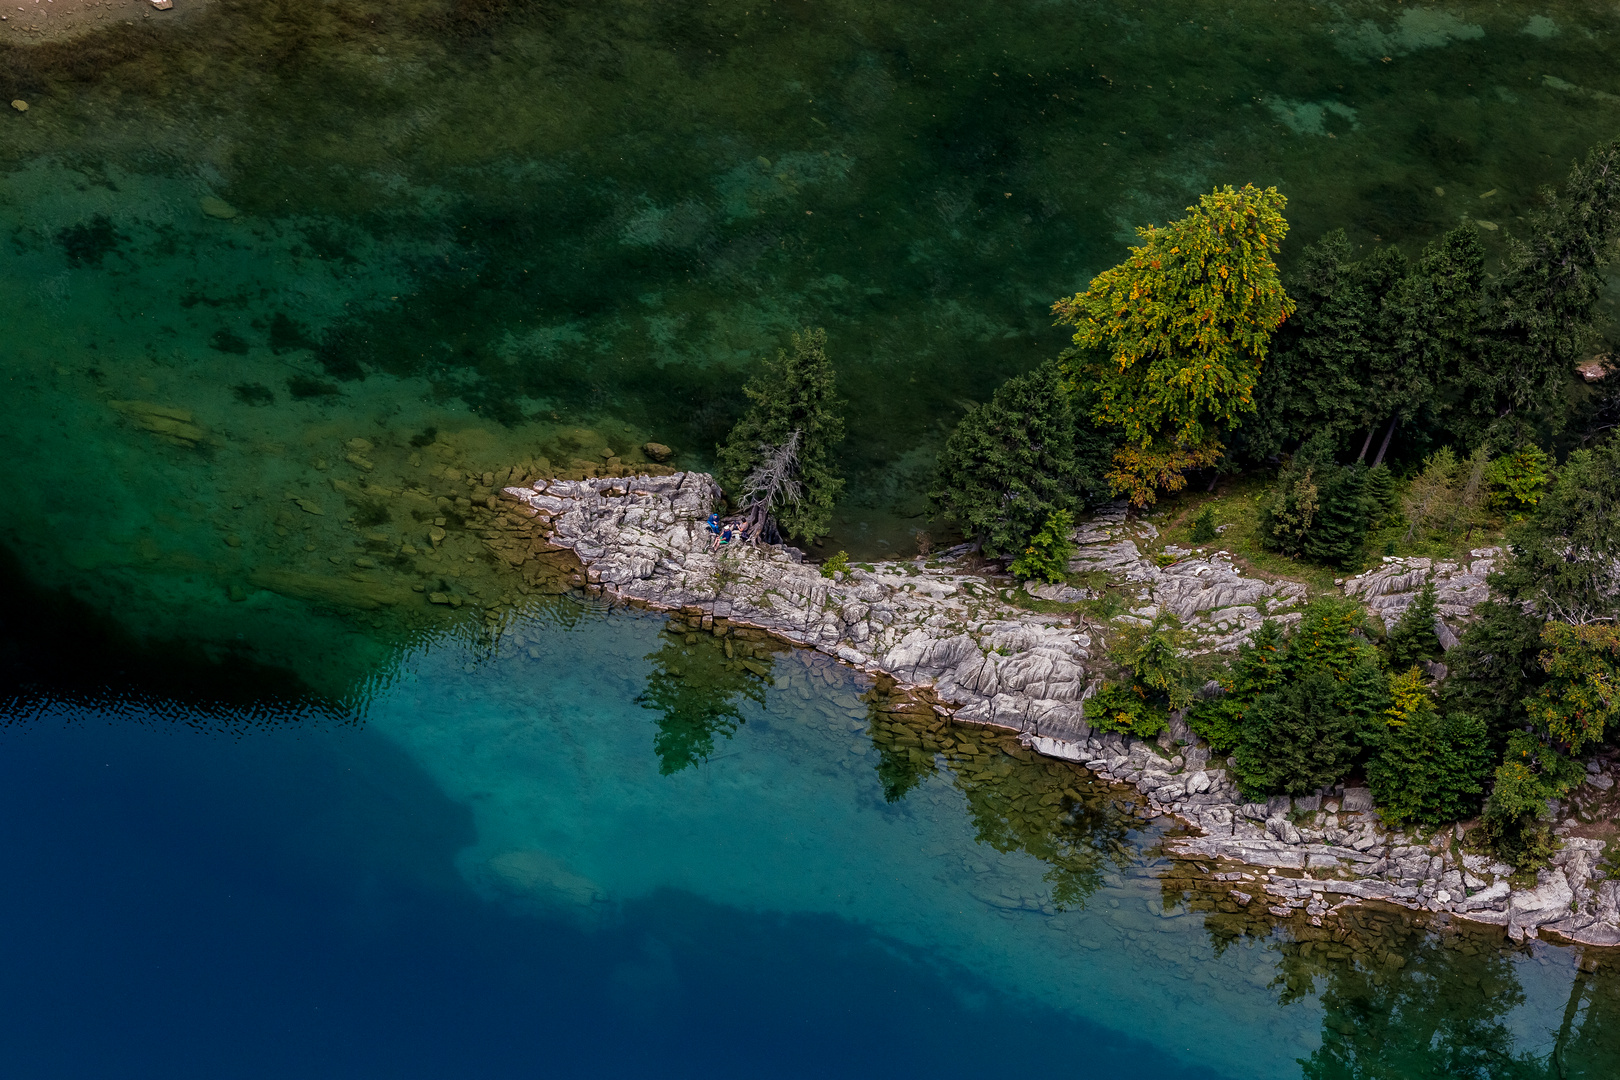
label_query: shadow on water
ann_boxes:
[863,683,1139,910]
[0,541,345,729]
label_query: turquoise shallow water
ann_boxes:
[7,1,1620,1072]
[5,596,1620,1077]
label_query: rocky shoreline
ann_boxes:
[494,469,1620,948]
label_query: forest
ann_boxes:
[721,136,1620,870]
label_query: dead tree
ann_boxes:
[736,430,802,544]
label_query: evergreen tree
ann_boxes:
[1367,669,1492,827]
[1439,599,1549,745]
[1468,139,1620,432]
[1246,230,1386,459]
[716,328,845,541]
[1301,462,1371,566]
[1494,441,1620,624]
[1258,433,1372,565]
[1377,227,1484,456]
[929,358,1110,557]
[1228,600,1390,796]
[1363,463,1398,526]
[1384,580,1441,669]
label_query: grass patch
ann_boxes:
[1139,471,1509,597]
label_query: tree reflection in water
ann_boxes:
[1162,864,1620,1079]
[635,616,784,775]
[865,685,1137,910]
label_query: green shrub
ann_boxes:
[1366,669,1492,826]
[1190,505,1218,543]
[1084,681,1169,738]
[1484,731,1586,869]
[1111,613,1192,709]
[1086,613,1189,738]
[1383,580,1441,669]
[1485,444,1550,514]
[1009,508,1077,583]
[819,550,850,579]
[1524,621,1620,754]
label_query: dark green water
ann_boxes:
[5,3,1620,1072]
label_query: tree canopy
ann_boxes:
[1053,184,1294,504]
[716,328,845,541]
[928,357,1111,557]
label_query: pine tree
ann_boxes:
[1439,599,1549,745]
[716,328,845,541]
[1468,139,1620,431]
[1368,669,1492,827]
[1384,580,1441,669]
[1228,599,1390,796]
[929,358,1110,557]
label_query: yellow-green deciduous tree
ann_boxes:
[1053,184,1295,505]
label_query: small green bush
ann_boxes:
[1084,681,1169,737]
[1086,612,1189,738]
[1190,505,1218,543]
[1485,444,1550,514]
[1189,621,1286,754]
[819,550,850,579]
[1010,508,1076,584]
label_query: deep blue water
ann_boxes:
[0,649,1215,1078]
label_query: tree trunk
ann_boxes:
[1371,417,1398,468]
[1357,427,1375,462]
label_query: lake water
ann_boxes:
[5,1,1620,1075]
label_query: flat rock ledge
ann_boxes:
[498,471,1620,948]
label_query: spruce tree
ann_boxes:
[1384,580,1441,669]
[1368,670,1492,827]
[1258,433,1371,564]
[929,358,1110,557]
[1469,138,1620,431]
[1301,462,1370,566]
[716,328,845,541]
[1228,600,1390,796]
[1439,599,1548,745]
